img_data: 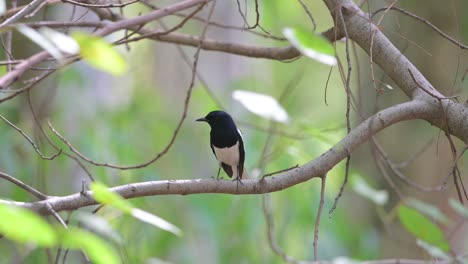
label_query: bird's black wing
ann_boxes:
[221,162,233,177]
[210,138,216,158]
[237,129,245,179]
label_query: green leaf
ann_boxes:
[72,32,127,75]
[283,27,336,65]
[398,205,450,251]
[60,227,119,264]
[416,240,451,260]
[351,175,388,206]
[449,199,468,219]
[0,204,57,246]
[91,182,133,213]
[407,198,450,224]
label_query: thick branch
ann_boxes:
[323,0,468,143]
[14,100,436,215]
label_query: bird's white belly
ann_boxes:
[213,142,239,166]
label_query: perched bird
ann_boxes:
[196,110,247,183]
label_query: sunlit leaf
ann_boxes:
[398,205,450,251]
[407,198,450,224]
[0,204,57,246]
[91,182,132,213]
[232,90,289,123]
[449,199,468,219]
[132,208,183,236]
[91,182,182,236]
[75,212,123,244]
[72,32,127,75]
[17,25,63,59]
[283,27,336,65]
[60,227,119,264]
[416,240,451,260]
[351,175,388,206]
[39,27,80,55]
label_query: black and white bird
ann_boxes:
[196,110,247,182]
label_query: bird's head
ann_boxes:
[196,110,234,128]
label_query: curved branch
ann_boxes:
[17,100,437,215]
[0,171,48,200]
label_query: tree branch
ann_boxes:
[322,0,468,144]
[14,100,437,215]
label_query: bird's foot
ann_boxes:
[232,177,244,185]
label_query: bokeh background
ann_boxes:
[0,0,467,263]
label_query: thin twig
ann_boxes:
[407,69,456,100]
[324,66,333,106]
[62,0,139,8]
[297,0,316,31]
[0,171,48,200]
[369,0,398,91]
[372,147,403,199]
[262,193,309,264]
[372,138,444,192]
[394,137,435,169]
[0,0,47,27]
[139,0,286,41]
[115,2,206,45]
[48,0,213,171]
[313,175,326,261]
[0,59,23,65]
[262,165,299,178]
[26,91,95,181]
[16,21,107,28]
[371,6,468,50]
[0,113,62,160]
[329,6,352,216]
[24,0,50,18]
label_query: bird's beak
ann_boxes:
[196,117,208,122]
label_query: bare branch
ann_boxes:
[329,6,353,216]
[62,0,139,8]
[0,113,62,160]
[94,0,210,37]
[322,0,468,143]
[297,0,317,31]
[0,171,48,200]
[26,91,95,181]
[13,100,438,215]
[313,175,326,261]
[0,0,47,27]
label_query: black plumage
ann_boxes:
[196,110,246,182]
